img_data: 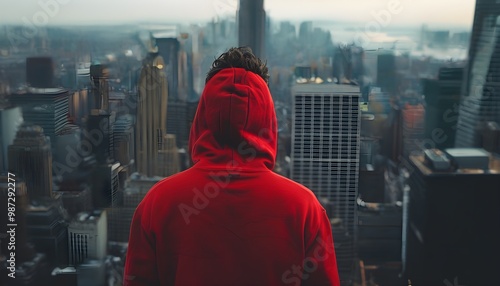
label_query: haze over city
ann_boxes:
[0,0,475,28]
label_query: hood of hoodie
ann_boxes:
[189,67,277,171]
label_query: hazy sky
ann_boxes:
[0,0,476,29]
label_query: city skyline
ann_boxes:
[0,0,476,29]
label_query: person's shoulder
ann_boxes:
[265,171,319,201]
[139,168,196,202]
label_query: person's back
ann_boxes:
[124,47,340,286]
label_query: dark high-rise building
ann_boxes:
[89,64,110,112]
[405,151,500,285]
[377,52,397,94]
[86,110,114,164]
[8,57,69,142]
[8,88,70,141]
[290,83,361,282]
[136,53,169,177]
[26,204,68,267]
[8,125,53,201]
[238,0,266,59]
[0,105,23,173]
[456,0,500,147]
[26,57,54,88]
[167,101,187,148]
[155,37,180,101]
[298,21,313,43]
[422,68,463,149]
[92,163,120,208]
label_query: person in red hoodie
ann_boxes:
[124,47,340,286]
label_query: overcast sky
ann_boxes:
[0,0,476,29]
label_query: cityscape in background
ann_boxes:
[0,0,499,285]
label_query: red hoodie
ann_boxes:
[124,68,340,286]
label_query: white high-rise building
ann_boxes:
[290,83,361,280]
[68,210,108,266]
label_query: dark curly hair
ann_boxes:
[206,47,269,84]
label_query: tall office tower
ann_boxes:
[155,37,180,101]
[68,210,107,266]
[8,57,69,141]
[167,101,187,148]
[92,162,120,208]
[8,87,70,141]
[405,150,500,285]
[422,68,463,149]
[113,115,134,167]
[86,110,114,164]
[0,104,23,173]
[69,89,90,126]
[136,53,168,178]
[8,125,53,201]
[89,64,109,112]
[26,57,54,88]
[0,179,34,263]
[456,0,500,147]
[298,21,313,43]
[291,83,361,281]
[377,52,397,94]
[238,0,266,59]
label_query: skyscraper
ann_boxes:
[155,36,180,101]
[8,87,70,141]
[422,68,463,149]
[68,210,107,266]
[290,83,361,281]
[405,151,500,285]
[136,53,168,177]
[456,0,500,147]
[0,104,23,173]
[238,0,266,59]
[92,162,120,208]
[8,125,53,201]
[89,64,109,112]
[377,52,397,94]
[8,57,69,141]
